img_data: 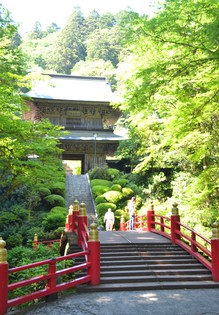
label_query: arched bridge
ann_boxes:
[1,202,219,314]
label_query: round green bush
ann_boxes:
[88,166,108,179]
[50,206,67,215]
[44,194,65,208]
[122,187,134,199]
[92,185,110,197]
[96,203,117,217]
[114,209,129,221]
[49,182,66,197]
[95,195,107,205]
[111,184,122,191]
[115,178,129,187]
[43,212,66,231]
[36,187,51,197]
[90,179,112,188]
[106,168,120,179]
[102,190,123,204]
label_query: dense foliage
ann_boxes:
[1,0,219,245]
[115,0,219,232]
[0,4,66,248]
[89,166,143,229]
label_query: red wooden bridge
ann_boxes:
[0,201,219,315]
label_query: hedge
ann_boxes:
[96,203,117,217]
[102,190,123,204]
[90,179,112,188]
[91,185,111,197]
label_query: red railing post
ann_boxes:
[72,200,80,232]
[120,215,126,231]
[191,231,197,252]
[77,202,88,247]
[0,238,8,315]
[88,223,100,285]
[33,233,38,251]
[147,200,155,232]
[65,204,73,232]
[211,221,219,282]
[171,203,180,244]
[46,259,58,301]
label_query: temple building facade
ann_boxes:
[24,74,125,174]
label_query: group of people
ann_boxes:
[104,196,136,231]
[59,197,137,256]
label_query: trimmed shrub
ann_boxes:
[106,168,120,179]
[90,179,112,188]
[44,194,65,208]
[102,190,123,204]
[36,187,51,197]
[115,178,129,187]
[95,195,107,205]
[49,182,66,197]
[114,209,129,221]
[88,166,108,179]
[96,203,116,217]
[111,184,122,191]
[92,185,110,197]
[42,211,66,231]
[50,206,67,216]
[122,187,134,199]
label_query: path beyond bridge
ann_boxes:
[98,230,170,244]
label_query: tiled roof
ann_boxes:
[26,74,120,103]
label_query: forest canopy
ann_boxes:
[1,0,219,238]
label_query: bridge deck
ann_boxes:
[99,231,171,244]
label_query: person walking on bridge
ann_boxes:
[128,196,136,230]
[104,208,115,231]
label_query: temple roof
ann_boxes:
[59,130,127,142]
[26,74,120,103]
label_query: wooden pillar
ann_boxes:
[171,203,180,244]
[77,202,88,247]
[211,221,219,281]
[33,233,38,251]
[72,200,80,232]
[0,237,8,315]
[120,215,126,231]
[147,200,155,232]
[88,223,100,285]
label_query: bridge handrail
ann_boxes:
[0,202,100,315]
[119,202,219,282]
[152,214,171,238]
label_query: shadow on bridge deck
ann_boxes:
[99,231,170,244]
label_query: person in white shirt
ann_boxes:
[128,196,136,230]
[104,208,115,231]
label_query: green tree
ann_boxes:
[46,7,86,73]
[86,27,121,67]
[27,21,44,40]
[116,0,219,219]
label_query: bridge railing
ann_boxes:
[0,201,100,315]
[120,200,219,282]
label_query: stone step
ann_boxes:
[101,269,211,277]
[77,281,219,293]
[100,258,198,265]
[100,274,213,284]
[101,263,207,271]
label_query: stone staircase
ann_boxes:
[65,173,97,226]
[77,243,219,292]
